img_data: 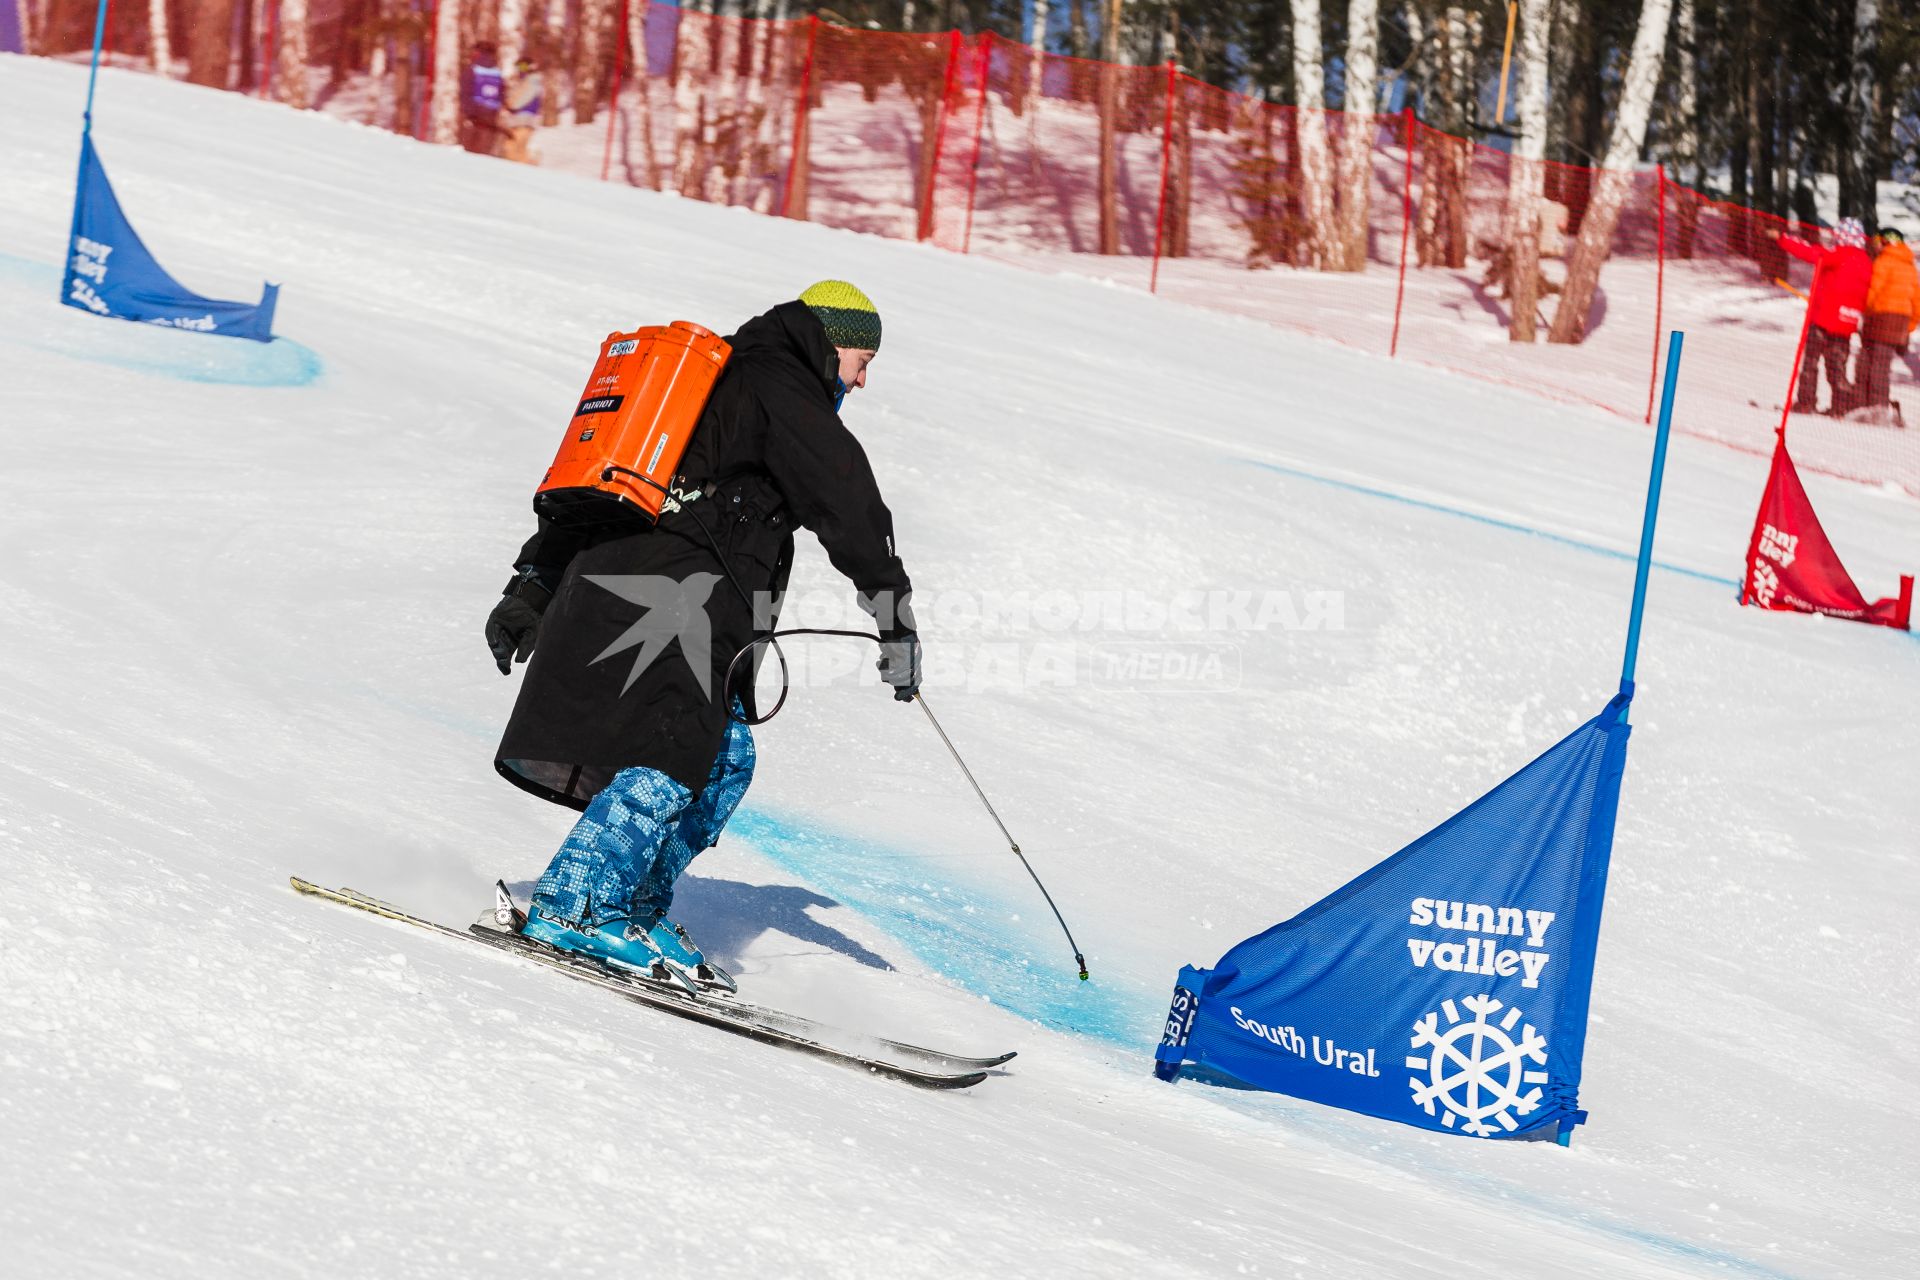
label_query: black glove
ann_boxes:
[486,570,553,675]
[876,632,921,702]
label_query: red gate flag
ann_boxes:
[1740,437,1913,630]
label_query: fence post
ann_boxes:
[1148,60,1177,293]
[960,31,993,255]
[1390,105,1415,358]
[600,0,630,183]
[919,30,965,242]
[781,14,819,220]
[1644,165,1667,423]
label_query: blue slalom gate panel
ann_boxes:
[1156,684,1633,1142]
[64,135,278,341]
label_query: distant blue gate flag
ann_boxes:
[63,136,279,342]
[1154,686,1632,1141]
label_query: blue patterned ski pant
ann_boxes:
[531,710,756,930]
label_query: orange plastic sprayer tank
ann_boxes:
[534,321,732,528]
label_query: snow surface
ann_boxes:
[2,54,1918,1279]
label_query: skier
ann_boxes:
[1857,227,1920,425]
[483,282,921,986]
[501,56,543,165]
[1774,218,1872,416]
[460,43,508,156]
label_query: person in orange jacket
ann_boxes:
[1774,218,1872,415]
[1857,227,1920,424]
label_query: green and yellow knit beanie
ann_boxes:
[800,280,882,352]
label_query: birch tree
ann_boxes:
[1504,0,1550,341]
[672,0,714,196]
[1029,0,1049,100]
[540,0,567,125]
[148,0,171,76]
[276,0,312,108]
[575,0,617,127]
[429,0,464,144]
[1334,0,1378,272]
[1548,0,1673,344]
[498,0,530,74]
[1670,0,1698,186]
[1844,0,1881,220]
[1290,0,1335,269]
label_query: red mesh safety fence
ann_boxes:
[35,4,1920,496]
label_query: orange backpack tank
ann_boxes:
[534,321,732,528]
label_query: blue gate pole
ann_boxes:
[83,0,110,133]
[1620,332,1685,694]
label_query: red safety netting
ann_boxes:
[36,5,1920,496]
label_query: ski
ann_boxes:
[289,877,1014,1088]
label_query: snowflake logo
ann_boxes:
[1407,995,1549,1136]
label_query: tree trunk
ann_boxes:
[672,1,712,196]
[148,0,172,75]
[1548,0,1673,344]
[187,0,236,87]
[1843,0,1880,221]
[1505,0,1549,341]
[540,0,567,125]
[625,0,662,188]
[1029,0,1049,101]
[1096,0,1123,255]
[429,0,463,144]
[576,0,615,127]
[1069,0,1087,59]
[1334,0,1377,271]
[1289,0,1334,269]
[498,0,530,72]
[276,0,311,108]
[1669,0,1699,256]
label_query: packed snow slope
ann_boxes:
[3,56,1917,1279]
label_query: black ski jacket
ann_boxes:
[495,301,914,807]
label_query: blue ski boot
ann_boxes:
[520,904,696,994]
[643,916,737,994]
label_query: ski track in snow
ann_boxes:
[3,54,1917,1280]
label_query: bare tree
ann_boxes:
[498,0,531,73]
[1290,0,1334,268]
[187,0,236,88]
[148,0,172,76]
[1845,0,1881,220]
[1334,0,1378,272]
[1505,0,1550,341]
[1548,0,1673,344]
[276,0,312,108]
[672,0,713,196]
[540,0,568,125]
[1096,0,1123,255]
[625,0,662,188]
[429,0,463,144]
[576,0,617,127]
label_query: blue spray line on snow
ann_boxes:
[1233,459,1740,588]
[723,805,1800,1280]
[0,256,322,386]
[725,805,1159,1045]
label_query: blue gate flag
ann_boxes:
[63,136,279,342]
[1155,683,1633,1142]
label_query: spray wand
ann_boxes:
[913,692,1090,982]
